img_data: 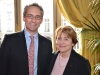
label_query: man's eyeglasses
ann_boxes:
[26,14,42,20]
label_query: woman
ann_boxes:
[47,26,91,75]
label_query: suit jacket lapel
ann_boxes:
[37,34,52,75]
[18,31,28,66]
[48,51,59,75]
[38,34,49,62]
[63,50,77,75]
[37,34,47,74]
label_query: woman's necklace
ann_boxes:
[59,53,69,67]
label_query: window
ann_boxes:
[44,19,50,32]
[0,0,14,42]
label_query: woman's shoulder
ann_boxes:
[51,51,60,57]
[71,50,89,62]
[52,50,59,55]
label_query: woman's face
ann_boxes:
[56,32,74,54]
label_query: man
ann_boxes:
[0,3,52,75]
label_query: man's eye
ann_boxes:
[36,16,41,19]
[29,15,32,17]
[28,15,32,17]
[26,15,33,18]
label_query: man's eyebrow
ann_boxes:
[27,14,32,15]
[27,14,41,16]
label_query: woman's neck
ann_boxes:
[60,50,71,58]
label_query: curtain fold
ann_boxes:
[57,0,100,75]
[57,0,92,28]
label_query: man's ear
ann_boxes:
[23,16,25,22]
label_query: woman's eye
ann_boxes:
[57,38,61,40]
[65,38,68,40]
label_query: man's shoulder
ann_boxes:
[38,34,51,42]
[4,31,23,39]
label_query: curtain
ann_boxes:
[56,0,100,75]
[57,0,93,28]
[14,0,22,32]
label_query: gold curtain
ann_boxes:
[57,0,93,28]
[14,0,22,32]
[53,0,62,51]
[56,0,100,75]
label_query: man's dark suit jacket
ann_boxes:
[47,49,91,75]
[0,31,52,75]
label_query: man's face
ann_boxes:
[23,6,43,34]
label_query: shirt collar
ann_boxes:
[24,29,38,39]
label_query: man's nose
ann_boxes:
[31,17,36,22]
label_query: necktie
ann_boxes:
[28,36,34,75]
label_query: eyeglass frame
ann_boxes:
[25,14,42,20]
